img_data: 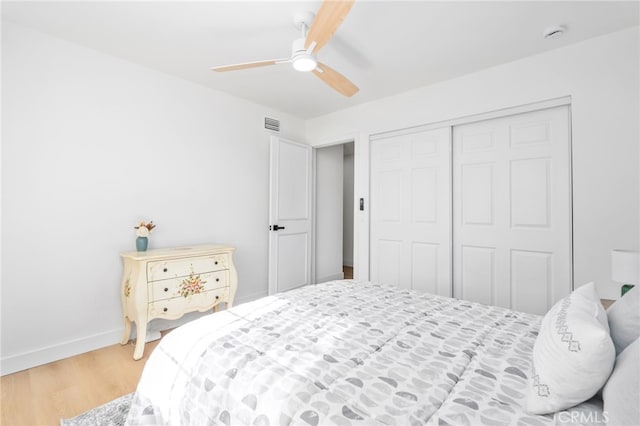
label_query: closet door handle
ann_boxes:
[271,225,286,231]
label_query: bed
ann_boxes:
[125,280,609,426]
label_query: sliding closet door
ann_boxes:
[452,106,572,315]
[370,127,452,296]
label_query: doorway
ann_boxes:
[314,141,355,283]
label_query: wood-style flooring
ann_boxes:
[1,338,162,426]
[343,265,353,279]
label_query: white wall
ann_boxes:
[306,26,640,301]
[3,20,638,375]
[343,152,354,267]
[314,144,343,282]
[1,21,305,374]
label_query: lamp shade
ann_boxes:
[611,249,640,284]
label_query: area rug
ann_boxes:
[60,393,132,426]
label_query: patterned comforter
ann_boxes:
[125,281,601,426]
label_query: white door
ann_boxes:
[268,136,312,295]
[452,106,572,315]
[370,127,452,296]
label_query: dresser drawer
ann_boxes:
[149,270,227,302]
[149,286,229,318]
[147,254,229,281]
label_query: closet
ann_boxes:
[370,105,572,315]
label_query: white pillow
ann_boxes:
[602,337,640,426]
[606,286,640,355]
[526,282,616,415]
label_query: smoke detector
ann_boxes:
[543,26,565,40]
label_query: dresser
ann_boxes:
[120,244,237,360]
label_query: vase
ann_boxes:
[136,236,148,252]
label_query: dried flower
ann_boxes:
[134,221,156,238]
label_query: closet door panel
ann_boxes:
[511,249,553,314]
[460,245,496,306]
[412,242,439,294]
[376,239,402,287]
[412,167,438,223]
[370,127,452,296]
[461,163,496,226]
[510,158,551,228]
[377,170,403,223]
[453,106,571,315]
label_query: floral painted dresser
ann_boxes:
[120,245,237,360]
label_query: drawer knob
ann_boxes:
[216,295,220,299]
[163,268,168,272]
[163,307,168,312]
[164,288,168,292]
[214,261,218,265]
[216,278,220,282]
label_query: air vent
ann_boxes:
[265,117,280,132]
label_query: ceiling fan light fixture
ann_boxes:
[292,54,317,72]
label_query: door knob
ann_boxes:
[271,225,286,231]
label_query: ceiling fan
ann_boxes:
[211,0,359,97]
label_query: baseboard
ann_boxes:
[1,291,268,376]
[1,328,123,376]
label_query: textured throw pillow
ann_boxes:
[602,337,640,426]
[606,286,640,355]
[526,283,616,415]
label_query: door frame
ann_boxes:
[311,136,358,283]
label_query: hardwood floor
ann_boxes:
[601,298,615,310]
[343,265,353,279]
[1,338,162,426]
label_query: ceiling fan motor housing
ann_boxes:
[291,38,308,56]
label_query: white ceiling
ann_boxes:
[3,1,638,119]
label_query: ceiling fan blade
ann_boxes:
[313,62,359,97]
[305,0,355,54]
[211,59,289,72]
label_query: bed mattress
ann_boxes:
[125,280,601,426]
